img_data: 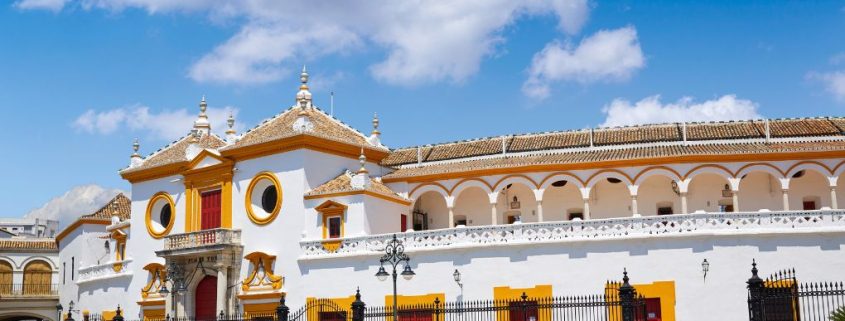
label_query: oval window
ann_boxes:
[146,192,175,238]
[246,172,282,225]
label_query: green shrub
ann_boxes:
[831,306,845,321]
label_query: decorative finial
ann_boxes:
[226,112,236,134]
[300,65,309,87]
[296,65,313,108]
[132,138,140,156]
[371,112,380,136]
[200,95,207,115]
[357,147,368,174]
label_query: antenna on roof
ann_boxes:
[330,91,335,117]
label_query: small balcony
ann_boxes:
[157,228,242,257]
[76,258,133,284]
[299,209,845,259]
[0,283,58,298]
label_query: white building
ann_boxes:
[0,218,59,239]
[63,70,845,321]
[0,238,59,321]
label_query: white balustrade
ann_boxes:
[299,210,845,259]
[163,228,241,251]
[76,258,133,284]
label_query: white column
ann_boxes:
[680,192,688,214]
[448,206,455,228]
[536,200,544,222]
[831,187,839,210]
[729,178,741,212]
[732,193,740,212]
[631,195,638,216]
[216,265,228,316]
[782,189,790,211]
[583,198,591,220]
[490,202,498,225]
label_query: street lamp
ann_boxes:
[66,301,78,321]
[160,262,187,319]
[702,259,710,282]
[56,303,63,321]
[376,234,415,321]
[453,269,463,301]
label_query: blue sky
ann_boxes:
[2,1,845,224]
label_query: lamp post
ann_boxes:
[453,269,463,299]
[66,301,78,321]
[702,259,710,282]
[56,303,63,321]
[375,234,415,321]
[159,262,187,319]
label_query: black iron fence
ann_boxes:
[747,260,845,321]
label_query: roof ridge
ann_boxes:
[82,193,129,219]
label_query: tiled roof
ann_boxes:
[383,140,845,179]
[222,106,383,152]
[121,134,227,174]
[0,239,57,251]
[306,171,407,201]
[82,193,131,221]
[383,118,845,167]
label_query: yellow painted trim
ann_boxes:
[304,190,412,206]
[245,172,283,225]
[242,302,280,318]
[316,200,347,240]
[102,310,117,321]
[55,218,110,244]
[183,162,234,232]
[492,285,553,321]
[605,281,676,321]
[304,295,355,320]
[238,292,284,300]
[383,293,445,320]
[140,263,166,299]
[136,299,165,307]
[145,192,175,239]
[241,252,284,291]
[221,135,390,163]
[141,307,165,321]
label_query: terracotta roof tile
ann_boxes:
[757,118,840,137]
[426,139,505,162]
[82,194,131,220]
[685,121,762,141]
[383,140,845,179]
[508,131,590,152]
[0,239,57,251]
[223,107,379,152]
[381,147,433,167]
[122,134,227,174]
[594,124,679,145]
[307,171,406,201]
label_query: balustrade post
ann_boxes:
[112,306,124,321]
[351,288,366,321]
[746,260,764,321]
[782,189,790,211]
[831,186,839,210]
[276,296,289,321]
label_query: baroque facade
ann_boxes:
[54,70,845,321]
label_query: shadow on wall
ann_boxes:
[78,276,131,296]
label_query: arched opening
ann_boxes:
[411,191,449,230]
[637,175,682,216]
[687,173,732,213]
[0,261,11,296]
[788,169,830,210]
[590,177,630,219]
[194,276,218,320]
[22,260,51,296]
[542,180,584,221]
[738,171,783,211]
[453,187,493,226]
[495,183,537,223]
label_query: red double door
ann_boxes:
[195,276,218,320]
[201,190,222,230]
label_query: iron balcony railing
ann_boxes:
[0,283,59,297]
[162,228,241,251]
[300,209,845,258]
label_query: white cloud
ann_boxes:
[16,0,591,87]
[13,0,68,12]
[808,71,845,102]
[73,103,242,141]
[24,185,126,229]
[523,26,645,99]
[600,95,762,127]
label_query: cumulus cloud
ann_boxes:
[808,71,845,102]
[25,185,126,229]
[73,104,242,141]
[13,0,69,12]
[14,0,591,87]
[523,26,644,99]
[600,95,762,127]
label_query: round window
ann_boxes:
[246,172,282,225]
[146,192,175,238]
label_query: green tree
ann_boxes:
[831,306,845,321]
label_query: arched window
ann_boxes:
[23,260,52,295]
[0,260,12,295]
